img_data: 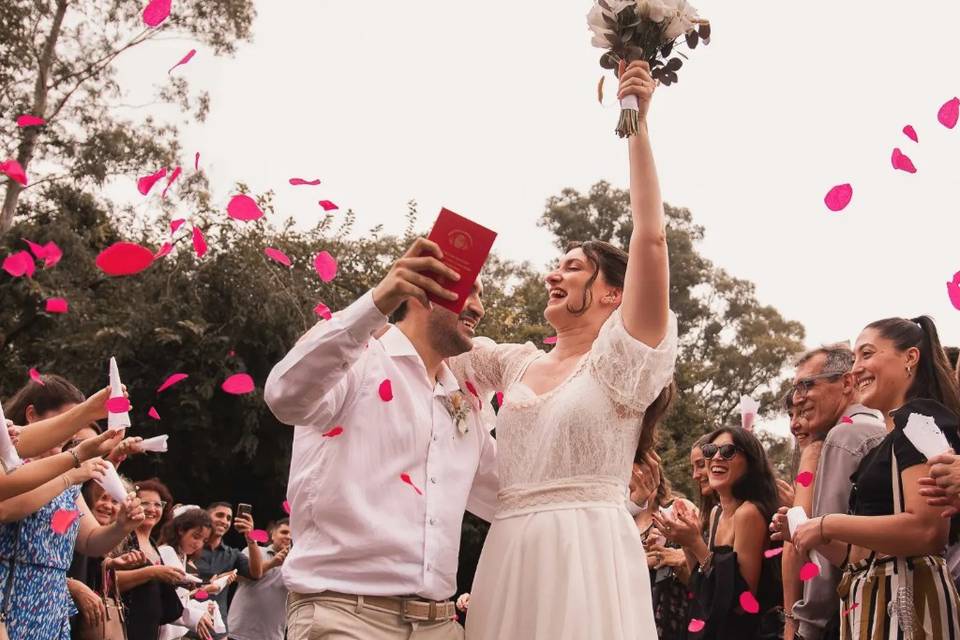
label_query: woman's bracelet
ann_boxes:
[67,448,82,468]
[820,514,832,544]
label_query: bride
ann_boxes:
[452,61,677,640]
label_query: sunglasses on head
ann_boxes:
[700,443,742,460]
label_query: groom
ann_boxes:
[264,237,498,640]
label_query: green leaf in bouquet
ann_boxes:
[699,23,711,40]
[626,46,647,62]
[620,27,636,44]
[664,70,679,85]
[660,41,674,58]
[666,58,683,72]
[650,57,664,68]
[686,31,699,49]
[598,0,613,11]
[600,51,619,70]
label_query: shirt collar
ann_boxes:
[844,403,884,423]
[379,325,463,395]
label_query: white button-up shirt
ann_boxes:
[264,291,499,600]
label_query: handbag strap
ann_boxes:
[1,523,21,621]
[891,447,914,586]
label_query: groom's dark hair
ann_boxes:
[390,301,409,324]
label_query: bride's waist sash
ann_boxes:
[496,476,626,518]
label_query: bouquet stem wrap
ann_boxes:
[617,92,641,138]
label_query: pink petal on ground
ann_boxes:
[824,184,853,212]
[248,529,269,544]
[142,0,171,27]
[891,148,917,173]
[322,426,344,438]
[842,602,860,616]
[29,368,45,385]
[739,591,760,614]
[313,251,338,282]
[313,302,332,320]
[378,379,393,402]
[226,194,264,222]
[289,178,321,186]
[264,248,292,267]
[107,397,131,413]
[841,416,854,424]
[137,167,167,195]
[764,547,784,559]
[161,166,181,198]
[687,619,706,633]
[192,226,207,258]
[45,298,68,314]
[194,152,200,171]
[157,373,189,393]
[167,49,196,74]
[148,407,161,420]
[222,373,255,395]
[193,590,209,601]
[400,473,423,495]
[154,242,173,259]
[282,500,291,515]
[796,471,814,487]
[2,251,35,277]
[317,200,339,212]
[543,336,558,345]
[939,97,960,129]
[16,115,45,127]
[51,509,80,534]
[170,218,186,233]
[800,561,821,581]
[96,242,155,276]
[948,272,960,311]
[903,125,918,142]
[0,160,28,186]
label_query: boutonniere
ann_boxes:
[440,391,473,436]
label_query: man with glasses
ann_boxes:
[784,344,885,640]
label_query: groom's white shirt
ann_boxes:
[264,291,499,601]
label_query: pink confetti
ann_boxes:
[317,200,339,212]
[796,471,814,487]
[687,619,705,633]
[23,239,63,269]
[739,591,760,614]
[841,416,854,424]
[168,49,196,74]
[45,298,68,314]
[543,336,557,345]
[107,397,131,413]
[148,407,161,420]
[824,184,853,212]
[154,242,173,259]
[170,218,186,233]
[939,97,960,129]
[192,226,207,258]
[161,166,181,198]
[282,500,291,515]
[0,159,27,186]
[891,148,917,173]
[29,368,45,385]
[764,547,783,559]
[16,114,45,127]
[903,125,918,142]
[313,251,337,282]
[222,373,254,395]
[495,391,504,406]
[322,426,343,438]
[465,381,479,398]
[289,178,321,186]
[800,561,821,581]
[194,152,200,171]
[248,529,269,544]
[378,379,393,402]
[157,373,189,393]
[96,242,155,276]
[142,0,171,27]
[2,251,35,277]
[842,602,860,616]
[400,473,423,495]
[264,248,292,267]
[313,302,332,320]
[193,590,209,601]
[51,509,80,534]
[948,272,960,311]
[137,167,167,195]
[226,194,264,222]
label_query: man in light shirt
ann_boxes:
[265,237,499,640]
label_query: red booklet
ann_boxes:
[425,208,497,314]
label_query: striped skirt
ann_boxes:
[838,554,960,640]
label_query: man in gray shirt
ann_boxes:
[785,344,886,640]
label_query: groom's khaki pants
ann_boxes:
[287,593,464,640]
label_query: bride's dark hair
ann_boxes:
[635,380,676,462]
[564,240,628,315]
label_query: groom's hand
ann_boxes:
[373,237,460,316]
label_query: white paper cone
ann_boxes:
[212,603,226,634]
[0,403,23,472]
[739,395,760,431]
[95,460,127,502]
[786,506,822,568]
[139,434,169,453]
[619,93,639,111]
[107,357,131,432]
[158,545,182,568]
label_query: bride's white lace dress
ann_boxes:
[451,308,678,640]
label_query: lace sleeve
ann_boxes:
[588,309,678,414]
[447,338,538,398]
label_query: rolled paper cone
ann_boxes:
[95,461,127,502]
[139,434,169,453]
[741,412,756,431]
[107,357,131,431]
[158,545,182,568]
[739,395,760,431]
[785,506,823,568]
[212,602,226,634]
[0,402,23,471]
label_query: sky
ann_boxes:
[114,1,960,436]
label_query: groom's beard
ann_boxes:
[427,308,478,357]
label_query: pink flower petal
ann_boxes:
[282,500,291,515]
[313,302,332,320]
[903,125,918,142]
[51,509,80,534]
[400,473,423,495]
[157,373,189,393]
[842,602,860,616]
[800,561,821,581]
[317,200,338,212]
[495,391,504,406]
[194,152,200,171]
[248,529,269,544]
[148,407,161,420]
[379,379,393,402]
[543,336,557,345]
[96,242,155,276]
[739,591,760,614]
[465,381,479,398]
[192,226,207,258]
[161,166,181,198]
[796,471,814,487]
[841,416,854,424]
[142,0,171,27]
[154,242,173,259]
[322,426,344,438]
[939,97,960,129]
[39,241,62,268]
[16,115,45,127]
[0,159,28,186]
[891,148,917,173]
[687,619,706,633]
[226,194,264,222]
[29,368,45,385]
[193,590,209,601]
[168,49,196,74]
[137,167,167,195]
[3,251,35,277]
[313,251,338,282]
[45,298,68,314]
[289,178,321,186]
[824,184,853,212]
[764,547,783,559]
[264,248,292,267]
[170,218,186,234]
[222,373,254,395]
[107,397,131,413]
[948,272,960,311]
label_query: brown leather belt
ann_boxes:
[290,590,456,622]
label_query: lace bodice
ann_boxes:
[450,309,677,495]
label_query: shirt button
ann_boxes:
[430,477,437,484]
[432,435,438,442]
[426,563,432,572]
[429,518,436,525]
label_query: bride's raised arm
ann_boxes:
[618,60,670,347]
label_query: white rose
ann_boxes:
[662,0,698,39]
[643,0,671,23]
[587,4,615,48]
